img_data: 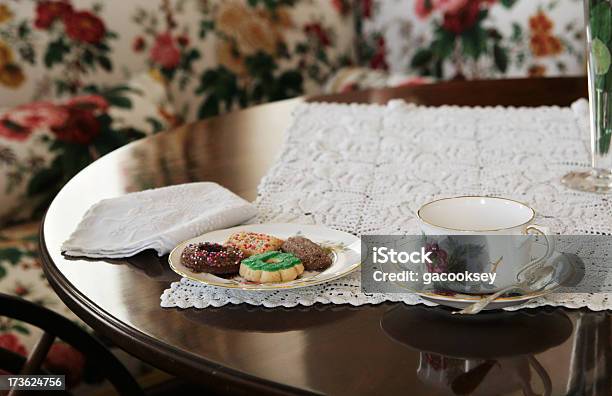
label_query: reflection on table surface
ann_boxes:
[381,305,610,396]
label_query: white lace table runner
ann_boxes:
[161,100,612,311]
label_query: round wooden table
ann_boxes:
[41,78,611,396]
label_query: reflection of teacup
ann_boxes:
[416,196,554,293]
[381,305,572,396]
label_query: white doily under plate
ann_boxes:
[160,100,612,311]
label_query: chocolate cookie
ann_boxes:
[281,236,332,271]
[180,242,245,275]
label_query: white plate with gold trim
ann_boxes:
[169,223,361,291]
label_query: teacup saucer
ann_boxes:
[416,246,578,311]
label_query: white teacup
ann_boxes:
[416,196,554,293]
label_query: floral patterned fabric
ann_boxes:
[0,1,587,116]
[0,221,157,392]
[357,0,586,79]
[0,71,176,226]
[0,0,356,122]
[139,0,355,121]
[324,66,434,92]
[0,221,87,386]
[0,0,136,105]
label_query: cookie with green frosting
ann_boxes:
[239,251,304,283]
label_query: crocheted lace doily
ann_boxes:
[161,99,612,311]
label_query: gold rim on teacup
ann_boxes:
[416,195,536,232]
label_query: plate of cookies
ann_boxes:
[168,223,361,290]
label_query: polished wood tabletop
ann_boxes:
[41,78,612,396]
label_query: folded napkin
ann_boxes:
[62,182,257,258]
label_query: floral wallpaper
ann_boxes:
[357,0,586,79]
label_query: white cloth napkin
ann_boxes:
[62,182,257,258]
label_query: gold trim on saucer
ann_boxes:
[388,272,560,304]
[416,195,536,232]
[416,287,555,303]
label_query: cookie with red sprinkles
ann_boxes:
[225,232,284,257]
[181,242,245,275]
